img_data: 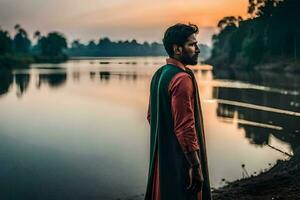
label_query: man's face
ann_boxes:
[180,34,200,65]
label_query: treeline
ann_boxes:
[67,38,165,57]
[207,0,300,72]
[0,24,211,69]
[0,24,68,68]
[67,38,211,59]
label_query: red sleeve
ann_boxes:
[147,96,151,124]
[168,72,200,153]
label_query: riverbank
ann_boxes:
[205,58,300,73]
[124,150,300,200]
[0,54,68,69]
[254,60,300,73]
[212,147,300,200]
[0,54,33,69]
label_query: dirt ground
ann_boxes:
[212,147,300,200]
[129,148,300,200]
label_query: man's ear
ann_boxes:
[173,44,182,55]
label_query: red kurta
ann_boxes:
[147,58,202,200]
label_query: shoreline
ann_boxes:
[212,147,300,200]
[0,54,68,69]
[204,59,300,73]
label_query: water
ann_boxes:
[0,57,299,199]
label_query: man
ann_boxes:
[145,23,212,200]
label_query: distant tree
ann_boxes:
[248,0,282,17]
[143,41,150,48]
[87,40,97,49]
[66,37,166,57]
[131,39,138,45]
[98,37,111,47]
[14,24,21,31]
[13,25,31,53]
[31,31,42,54]
[71,40,83,49]
[34,31,41,40]
[217,16,240,31]
[39,32,67,56]
[209,0,300,70]
[0,28,12,54]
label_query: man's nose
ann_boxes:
[196,45,200,54]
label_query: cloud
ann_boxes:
[0,0,248,45]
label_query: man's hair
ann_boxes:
[162,23,199,57]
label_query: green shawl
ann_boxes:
[145,64,212,200]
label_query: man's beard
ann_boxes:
[181,52,199,65]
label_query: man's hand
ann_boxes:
[184,151,203,193]
[186,165,204,193]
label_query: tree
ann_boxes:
[248,0,282,18]
[39,32,67,56]
[14,24,21,31]
[34,31,41,40]
[87,40,97,49]
[217,16,240,31]
[71,40,82,49]
[0,28,12,55]
[98,37,111,47]
[13,25,31,53]
[209,0,300,70]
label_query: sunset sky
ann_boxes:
[0,0,249,46]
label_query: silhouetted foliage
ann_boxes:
[208,0,300,71]
[0,26,68,68]
[67,38,167,57]
[13,25,31,54]
[67,37,211,58]
[0,68,13,96]
[248,0,283,18]
[38,32,67,56]
[0,28,12,54]
[0,24,210,68]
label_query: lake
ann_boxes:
[0,57,299,200]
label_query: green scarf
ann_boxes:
[145,64,212,200]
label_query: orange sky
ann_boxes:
[0,0,249,45]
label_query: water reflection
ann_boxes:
[72,71,80,81]
[0,58,299,199]
[99,71,110,81]
[213,69,300,89]
[97,71,140,82]
[0,70,31,98]
[37,72,67,89]
[0,71,68,98]
[0,70,13,96]
[0,70,145,98]
[15,73,30,98]
[213,69,300,156]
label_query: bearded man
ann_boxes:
[145,23,212,200]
